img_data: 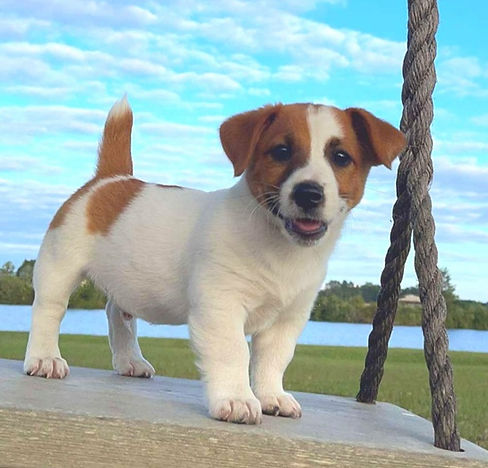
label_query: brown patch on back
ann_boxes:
[329,107,406,209]
[86,178,145,234]
[50,99,135,231]
[49,179,99,230]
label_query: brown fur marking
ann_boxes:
[49,179,98,230]
[330,107,405,209]
[96,105,134,178]
[246,104,311,204]
[86,178,145,234]
[50,102,134,231]
[328,109,371,209]
[220,104,311,208]
[220,105,282,177]
[346,107,406,169]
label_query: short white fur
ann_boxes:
[23,99,390,424]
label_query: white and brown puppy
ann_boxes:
[24,98,405,424]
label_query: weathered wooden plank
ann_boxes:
[1,408,486,468]
[0,359,486,467]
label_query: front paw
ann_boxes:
[209,396,262,425]
[113,355,155,378]
[257,392,302,418]
[24,356,70,379]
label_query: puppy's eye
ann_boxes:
[332,150,353,168]
[269,144,292,162]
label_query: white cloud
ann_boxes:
[274,65,306,82]
[437,56,488,97]
[1,41,93,61]
[0,156,63,175]
[180,72,242,92]
[0,242,40,254]
[138,121,213,138]
[432,157,488,196]
[248,88,271,97]
[198,115,226,124]
[5,85,71,98]
[435,139,488,155]
[0,0,409,112]
[0,17,50,39]
[118,58,168,78]
[0,105,105,140]
[123,85,181,103]
[344,33,405,73]
[441,57,483,77]
[1,0,159,28]
[0,55,56,82]
[125,5,158,24]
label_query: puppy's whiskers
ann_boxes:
[246,191,281,223]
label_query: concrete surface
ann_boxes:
[0,358,486,467]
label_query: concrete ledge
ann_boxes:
[1,358,486,467]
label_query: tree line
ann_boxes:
[0,260,106,309]
[1,260,487,329]
[310,272,488,330]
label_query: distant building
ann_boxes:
[399,294,421,305]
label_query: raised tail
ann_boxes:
[96,96,134,179]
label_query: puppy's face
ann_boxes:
[220,104,406,246]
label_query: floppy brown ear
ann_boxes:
[220,105,281,176]
[345,108,406,168]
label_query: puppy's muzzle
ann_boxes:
[282,181,328,245]
[292,181,324,210]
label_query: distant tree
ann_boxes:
[0,261,15,276]
[440,267,457,298]
[324,280,342,292]
[0,275,34,304]
[324,280,358,300]
[401,285,419,296]
[359,282,380,302]
[68,279,106,309]
[16,259,35,283]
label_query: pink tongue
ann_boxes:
[293,219,322,232]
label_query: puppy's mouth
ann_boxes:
[265,198,327,244]
[284,217,328,242]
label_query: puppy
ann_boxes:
[24,98,405,424]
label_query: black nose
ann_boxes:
[292,182,324,210]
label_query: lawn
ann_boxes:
[1,331,486,449]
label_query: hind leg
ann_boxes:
[106,300,155,378]
[24,236,84,378]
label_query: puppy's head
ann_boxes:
[220,104,406,246]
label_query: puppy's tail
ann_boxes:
[96,95,134,179]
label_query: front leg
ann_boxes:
[250,291,315,418]
[188,303,262,425]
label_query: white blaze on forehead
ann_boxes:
[307,105,343,163]
[278,104,346,221]
[285,105,343,186]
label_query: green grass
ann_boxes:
[1,331,486,449]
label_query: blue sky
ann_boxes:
[1,0,487,302]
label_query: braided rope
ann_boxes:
[404,0,460,451]
[356,153,413,403]
[357,0,460,451]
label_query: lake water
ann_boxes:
[1,304,487,353]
